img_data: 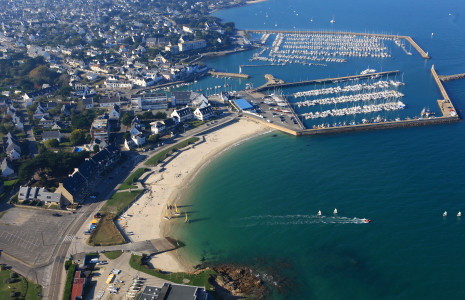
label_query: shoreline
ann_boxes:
[121,118,271,272]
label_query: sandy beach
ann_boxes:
[117,118,270,272]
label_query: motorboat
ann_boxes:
[443,211,447,217]
[333,208,338,214]
[458,211,462,217]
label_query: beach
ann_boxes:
[117,118,270,272]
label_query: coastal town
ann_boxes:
[0,0,275,299]
[1,0,465,299]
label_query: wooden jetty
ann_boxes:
[439,73,465,82]
[246,30,431,59]
[209,70,249,79]
[252,70,400,92]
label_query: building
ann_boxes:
[22,86,59,103]
[193,105,215,121]
[146,37,167,48]
[150,121,166,135]
[3,132,21,160]
[1,157,15,177]
[18,186,62,205]
[178,39,206,52]
[131,93,168,110]
[171,91,192,107]
[99,95,125,107]
[42,130,62,142]
[104,79,133,89]
[71,270,86,300]
[108,104,120,120]
[171,107,193,123]
[90,118,109,143]
[138,283,209,300]
[57,145,120,204]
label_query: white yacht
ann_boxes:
[317,210,322,216]
[333,208,338,214]
[443,211,447,217]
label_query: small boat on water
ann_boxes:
[443,211,447,217]
[164,210,170,220]
[458,211,462,217]
[317,210,322,216]
[363,219,371,223]
[185,212,190,223]
[333,208,338,214]
[174,204,181,216]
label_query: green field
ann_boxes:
[145,137,200,166]
[118,168,149,190]
[0,268,42,300]
[104,250,123,260]
[129,255,215,291]
[99,191,142,216]
[87,215,126,246]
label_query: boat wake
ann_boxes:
[234,214,369,227]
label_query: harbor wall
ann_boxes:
[253,70,400,92]
[209,71,249,79]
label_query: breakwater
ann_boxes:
[209,70,250,79]
[247,30,430,59]
[252,70,400,92]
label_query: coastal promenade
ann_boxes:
[246,30,431,59]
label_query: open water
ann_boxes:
[169,0,465,299]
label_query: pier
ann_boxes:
[439,73,465,82]
[246,30,431,59]
[209,70,250,79]
[431,65,458,118]
[252,70,400,92]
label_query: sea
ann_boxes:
[168,0,465,299]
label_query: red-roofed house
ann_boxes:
[71,271,86,300]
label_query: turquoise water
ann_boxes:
[170,0,465,299]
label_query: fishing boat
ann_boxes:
[174,204,181,216]
[458,211,462,217]
[317,210,322,216]
[443,211,447,217]
[185,212,190,223]
[333,208,338,214]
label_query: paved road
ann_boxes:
[24,124,38,157]
[41,112,239,299]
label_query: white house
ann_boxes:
[194,105,215,121]
[108,104,120,120]
[171,106,193,123]
[1,158,14,177]
[150,121,165,135]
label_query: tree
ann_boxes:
[147,134,159,144]
[122,113,132,126]
[154,111,167,120]
[70,129,86,145]
[44,138,59,148]
[141,111,153,119]
[93,145,100,153]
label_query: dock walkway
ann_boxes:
[209,70,249,79]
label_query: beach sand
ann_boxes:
[117,118,270,272]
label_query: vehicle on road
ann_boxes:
[52,213,61,217]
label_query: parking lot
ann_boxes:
[0,207,78,266]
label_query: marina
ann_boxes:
[247,30,431,59]
[238,67,460,136]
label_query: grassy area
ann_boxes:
[129,255,215,291]
[0,268,42,300]
[103,250,123,260]
[99,190,142,216]
[145,137,200,166]
[118,168,149,190]
[87,215,126,246]
[63,264,76,300]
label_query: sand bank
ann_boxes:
[117,119,270,272]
